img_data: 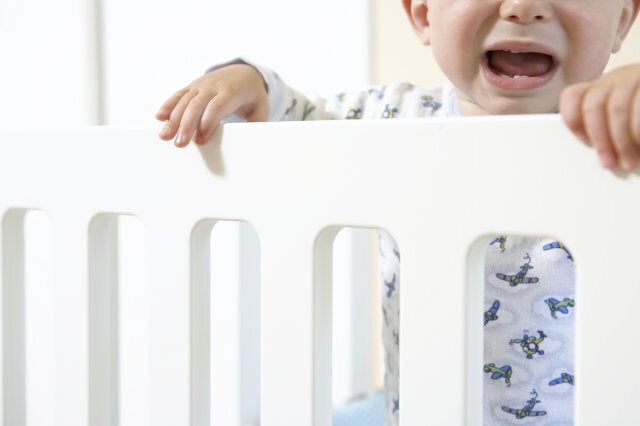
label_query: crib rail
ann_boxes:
[1,117,639,426]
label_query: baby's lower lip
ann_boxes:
[481,60,557,91]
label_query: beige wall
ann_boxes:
[371,0,640,87]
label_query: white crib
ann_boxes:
[1,116,639,426]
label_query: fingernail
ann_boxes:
[174,133,187,147]
[622,157,639,171]
[599,153,616,169]
[159,126,170,139]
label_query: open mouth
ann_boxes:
[483,49,556,90]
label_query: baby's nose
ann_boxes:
[499,0,551,24]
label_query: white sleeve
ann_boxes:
[206,59,425,122]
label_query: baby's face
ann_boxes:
[423,0,633,115]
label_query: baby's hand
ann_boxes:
[156,64,269,147]
[560,64,640,171]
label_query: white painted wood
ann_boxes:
[117,216,151,426]
[2,209,27,425]
[52,212,91,426]
[88,214,120,426]
[0,117,638,425]
[24,211,55,426]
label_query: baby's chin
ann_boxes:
[491,102,559,115]
[458,95,559,116]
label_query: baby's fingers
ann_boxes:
[157,90,197,143]
[632,89,640,151]
[562,65,640,172]
[173,93,223,147]
[580,86,619,169]
[560,82,590,145]
[561,82,621,169]
[156,88,189,123]
[605,89,640,171]
[193,92,244,145]
[193,89,270,145]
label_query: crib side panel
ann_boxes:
[213,118,640,426]
[1,119,639,426]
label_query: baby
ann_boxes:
[156,1,640,424]
[157,0,640,171]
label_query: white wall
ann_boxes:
[0,0,370,128]
[101,0,370,126]
[0,0,102,127]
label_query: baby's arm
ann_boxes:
[560,64,640,171]
[156,63,270,147]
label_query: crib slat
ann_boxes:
[190,220,214,426]
[259,225,325,426]
[2,209,27,426]
[88,214,120,426]
[51,213,91,426]
[146,219,193,426]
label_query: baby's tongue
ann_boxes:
[489,51,552,77]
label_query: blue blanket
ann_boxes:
[332,392,384,426]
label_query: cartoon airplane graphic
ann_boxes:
[490,236,507,252]
[496,254,539,287]
[509,330,546,359]
[543,241,573,260]
[545,297,575,318]
[346,107,363,120]
[501,389,547,419]
[484,300,500,325]
[382,104,398,118]
[384,273,397,298]
[549,372,575,386]
[421,95,442,112]
[484,363,512,385]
